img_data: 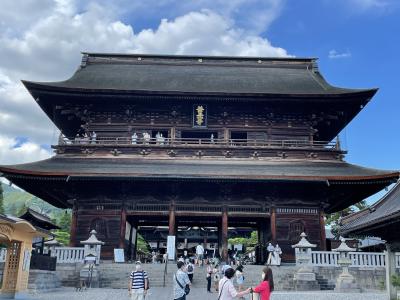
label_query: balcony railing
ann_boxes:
[59,136,339,150]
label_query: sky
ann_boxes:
[0,0,399,203]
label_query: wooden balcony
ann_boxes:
[54,136,345,160]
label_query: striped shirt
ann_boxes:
[129,271,148,289]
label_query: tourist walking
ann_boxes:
[218,267,250,300]
[128,261,149,300]
[196,243,204,266]
[212,263,220,292]
[173,261,191,300]
[187,259,194,283]
[235,265,244,293]
[206,261,213,293]
[250,267,274,300]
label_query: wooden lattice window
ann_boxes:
[3,241,21,292]
[90,218,108,239]
[289,220,305,242]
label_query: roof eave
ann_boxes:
[21,80,378,99]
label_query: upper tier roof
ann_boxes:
[23,53,376,96]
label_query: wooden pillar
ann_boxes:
[221,207,228,261]
[133,226,138,260]
[119,208,127,249]
[259,219,269,264]
[127,223,133,261]
[270,206,276,243]
[69,203,78,247]
[319,210,327,250]
[169,203,176,236]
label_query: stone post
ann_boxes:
[385,244,397,300]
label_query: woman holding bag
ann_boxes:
[218,267,250,300]
[250,267,274,300]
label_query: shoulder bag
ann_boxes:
[175,273,190,295]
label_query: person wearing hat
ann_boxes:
[128,261,149,300]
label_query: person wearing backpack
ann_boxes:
[173,261,191,300]
[128,261,149,300]
[187,259,194,282]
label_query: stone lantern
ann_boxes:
[80,230,104,265]
[333,237,360,292]
[291,232,319,290]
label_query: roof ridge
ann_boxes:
[81,52,317,62]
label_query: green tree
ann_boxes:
[16,203,28,217]
[228,231,258,248]
[326,200,368,237]
[57,211,72,232]
[0,182,4,214]
[53,230,70,246]
[136,234,150,254]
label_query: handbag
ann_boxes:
[175,273,190,295]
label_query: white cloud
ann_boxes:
[328,49,352,59]
[0,135,53,166]
[0,0,289,166]
[348,0,389,9]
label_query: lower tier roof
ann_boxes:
[0,156,397,181]
[0,156,398,212]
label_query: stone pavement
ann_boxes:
[30,287,388,300]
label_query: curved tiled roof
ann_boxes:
[22,53,376,96]
[340,181,400,234]
[0,156,397,182]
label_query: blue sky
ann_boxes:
[0,0,398,203]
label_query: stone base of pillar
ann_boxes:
[295,279,320,291]
[334,273,361,292]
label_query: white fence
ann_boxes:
[0,248,6,263]
[311,251,398,268]
[51,247,85,263]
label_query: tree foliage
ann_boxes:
[228,231,258,248]
[325,200,368,237]
[136,234,150,254]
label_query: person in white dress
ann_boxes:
[266,243,275,265]
[273,244,282,266]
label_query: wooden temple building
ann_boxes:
[340,182,400,250]
[0,53,398,262]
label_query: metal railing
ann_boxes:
[59,136,338,150]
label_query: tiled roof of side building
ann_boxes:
[340,181,400,234]
[21,53,377,96]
